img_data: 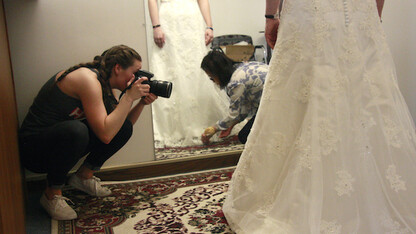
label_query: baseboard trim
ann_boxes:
[96,152,241,181]
[26,152,241,191]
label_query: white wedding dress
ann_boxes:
[223,0,416,233]
[150,0,229,148]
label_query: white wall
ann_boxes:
[382,1,416,121]
[4,0,155,172]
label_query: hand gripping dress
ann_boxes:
[150,0,229,148]
[222,0,416,233]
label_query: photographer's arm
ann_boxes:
[77,71,148,144]
[127,93,158,125]
[77,72,143,144]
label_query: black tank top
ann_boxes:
[20,69,96,138]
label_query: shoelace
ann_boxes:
[91,176,110,192]
[53,195,75,209]
[92,176,101,182]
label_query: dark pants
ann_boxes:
[238,115,256,144]
[19,120,133,188]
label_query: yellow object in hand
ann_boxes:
[204,126,216,136]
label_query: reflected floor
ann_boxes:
[155,135,244,160]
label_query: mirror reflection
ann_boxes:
[144,0,267,160]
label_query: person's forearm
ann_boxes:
[197,0,213,27]
[127,100,146,125]
[266,0,280,16]
[376,0,384,18]
[99,94,134,143]
[148,0,160,26]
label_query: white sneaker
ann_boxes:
[68,174,112,197]
[40,194,77,220]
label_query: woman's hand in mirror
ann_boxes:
[205,28,214,46]
[153,27,165,48]
[219,124,235,138]
[201,126,217,144]
[126,77,150,101]
[140,93,158,105]
[265,18,280,49]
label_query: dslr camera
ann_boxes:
[135,70,173,98]
[120,70,173,99]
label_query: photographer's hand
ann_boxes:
[126,80,154,125]
[126,77,150,101]
[140,93,158,105]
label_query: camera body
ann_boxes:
[134,70,173,98]
[119,70,172,100]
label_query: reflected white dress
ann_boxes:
[222,0,416,233]
[150,0,228,147]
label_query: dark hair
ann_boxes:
[56,45,142,113]
[201,48,240,89]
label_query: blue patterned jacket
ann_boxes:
[216,61,268,130]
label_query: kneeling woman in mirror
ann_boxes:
[19,45,158,220]
[200,49,268,144]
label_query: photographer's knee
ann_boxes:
[61,121,89,149]
[120,120,133,140]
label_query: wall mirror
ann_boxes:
[143,0,267,161]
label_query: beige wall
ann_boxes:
[383,1,416,120]
[3,0,155,174]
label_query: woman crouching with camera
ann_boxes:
[200,49,268,144]
[19,45,158,220]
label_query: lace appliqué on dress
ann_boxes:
[294,120,339,171]
[258,190,276,216]
[386,165,407,193]
[319,120,339,155]
[339,28,362,64]
[313,15,335,54]
[354,109,376,157]
[363,70,382,98]
[383,116,403,148]
[272,132,288,158]
[380,214,411,234]
[335,170,355,196]
[294,127,318,171]
[320,220,342,234]
[294,75,314,103]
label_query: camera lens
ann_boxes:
[150,80,173,98]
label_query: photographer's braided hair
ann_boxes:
[56,45,142,113]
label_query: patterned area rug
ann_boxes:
[52,168,236,234]
[155,136,244,160]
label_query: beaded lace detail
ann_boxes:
[386,165,407,193]
[320,220,342,234]
[380,214,411,234]
[335,170,355,196]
